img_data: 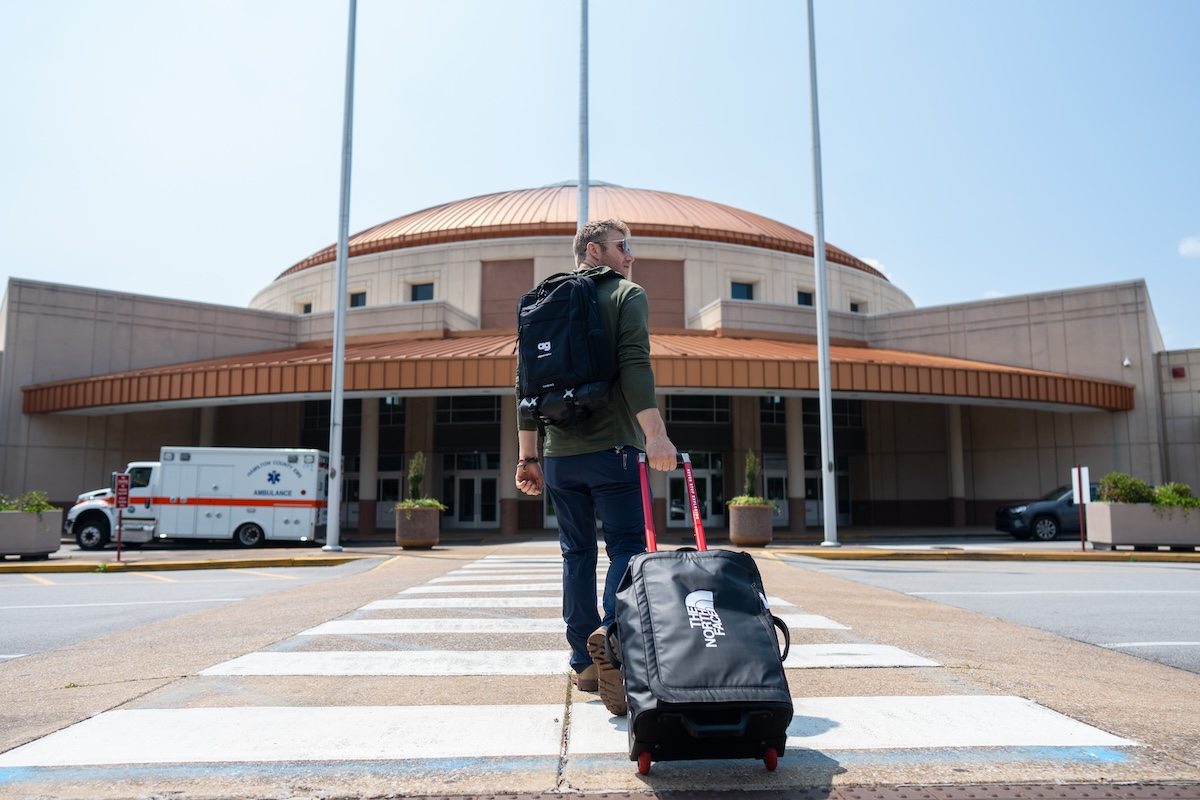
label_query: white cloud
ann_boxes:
[862,258,890,278]
[1180,236,1200,258]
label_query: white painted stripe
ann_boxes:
[0,706,566,766]
[299,619,564,635]
[429,573,560,583]
[765,597,795,608]
[364,597,562,609]
[400,583,563,594]
[0,598,242,611]
[776,613,849,630]
[200,650,570,677]
[912,589,1200,596]
[0,654,26,660]
[1,695,1134,767]
[1102,641,1200,648]
[783,644,938,669]
[569,694,1136,753]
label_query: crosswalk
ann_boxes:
[0,549,1138,773]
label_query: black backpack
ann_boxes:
[516,272,616,427]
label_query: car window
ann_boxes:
[1039,486,1070,502]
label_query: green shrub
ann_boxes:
[0,490,56,513]
[1098,472,1154,504]
[1153,482,1200,514]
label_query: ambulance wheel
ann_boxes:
[234,523,266,548]
[637,750,652,775]
[74,515,111,550]
[764,747,779,771]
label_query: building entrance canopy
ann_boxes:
[23,330,1133,416]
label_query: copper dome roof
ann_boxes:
[277,183,885,281]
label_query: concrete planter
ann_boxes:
[1086,503,1200,550]
[0,509,63,559]
[395,506,441,549]
[728,504,774,547]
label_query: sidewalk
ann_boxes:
[3,526,1198,573]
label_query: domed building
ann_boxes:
[6,182,1190,541]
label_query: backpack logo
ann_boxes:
[685,589,725,648]
[537,341,552,357]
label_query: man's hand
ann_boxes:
[644,433,678,472]
[515,461,543,495]
[636,407,678,472]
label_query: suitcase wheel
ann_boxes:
[764,746,778,771]
[638,750,652,775]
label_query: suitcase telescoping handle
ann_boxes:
[638,452,708,553]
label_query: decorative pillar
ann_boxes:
[198,407,216,446]
[947,404,966,526]
[500,395,519,535]
[358,397,379,538]
[785,396,806,533]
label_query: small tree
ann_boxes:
[728,448,771,507]
[396,451,446,514]
[407,450,426,500]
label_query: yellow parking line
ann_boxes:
[23,574,55,585]
[137,573,178,583]
[228,569,299,580]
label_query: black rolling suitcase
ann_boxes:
[609,453,793,775]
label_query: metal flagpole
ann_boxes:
[806,0,839,546]
[324,0,358,552]
[578,0,589,229]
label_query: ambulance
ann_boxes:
[66,446,330,549]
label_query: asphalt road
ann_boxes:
[0,559,379,659]
[778,556,1200,673]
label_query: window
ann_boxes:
[665,395,730,424]
[797,291,813,307]
[349,291,366,308]
[436,395,500,424]
[801,398,863,428]
[380,396,404,426]
[128,466,153,489]
[731,281,754,301]
[410,283,434,302]
[849,300,865,313]
[760,395,786,425]
[300,302,313,314]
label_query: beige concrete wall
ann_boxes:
[0,280,300,505]
[250,236,915,323]
[1159,348,1200,490]
[866,281,1166,490]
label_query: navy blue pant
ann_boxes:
[544,448,647,674]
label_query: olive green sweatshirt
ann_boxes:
[517,266,658,457]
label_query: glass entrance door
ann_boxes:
[804,472,851,526]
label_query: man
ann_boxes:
[515,219,678,717]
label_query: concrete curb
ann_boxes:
[0,554,379,574]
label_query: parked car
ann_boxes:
[995,484,1099,541]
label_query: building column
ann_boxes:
[730,395,762,497]
[404,397,438,500]
[499,395,519,535]
[198,407,216,446]
[785,396,806,533]
[358,397,379,538]
[947,404,966,526]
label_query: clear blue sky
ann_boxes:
[3,1,1198,348]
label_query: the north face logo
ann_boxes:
[685,589,725,648]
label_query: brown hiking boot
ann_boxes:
[586,625,627,716]
[574,664,598,692]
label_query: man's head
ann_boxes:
[574,219,635,277]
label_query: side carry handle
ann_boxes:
[772,615,791,662]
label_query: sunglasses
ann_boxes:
[595,238,632,255]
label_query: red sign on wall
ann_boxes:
[114,473,131,510]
